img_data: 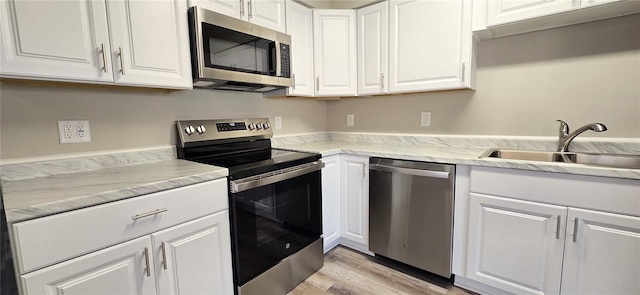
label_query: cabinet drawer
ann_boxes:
[12,179,228,274]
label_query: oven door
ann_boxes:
[229,161,323,286]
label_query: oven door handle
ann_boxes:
[230,161,325,193]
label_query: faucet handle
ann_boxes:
[556,119,569,136]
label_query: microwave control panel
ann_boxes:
[280,44,290,78]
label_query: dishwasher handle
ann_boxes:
[369,163,451,179]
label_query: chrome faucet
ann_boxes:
[556,120,607,152]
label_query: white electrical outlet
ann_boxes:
[275,116,282,130]
[347,114,355,127]
[58,120,91,144]
[421,112,431,127]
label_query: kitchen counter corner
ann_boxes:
[2,159,228,223]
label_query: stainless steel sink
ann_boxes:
[480,149,640,169]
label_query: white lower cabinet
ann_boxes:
[460,166,640,295]
[21,212,233,295]
[21,212,232,295]
[340,155,369,251]
[14,179,233,295]
[152,212,233,295]
[21,236,157,295]
[561,208,640,295]
[321,155,341,253]
[467,193,566,295]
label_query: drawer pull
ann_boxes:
[143,247,151,277]
[161,242,168,270]
[132,208,168,220]
[555,215,562,239]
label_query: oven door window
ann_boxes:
[231,171,321,285]
[201,23,275,76]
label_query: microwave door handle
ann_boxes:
[274,41,281,77]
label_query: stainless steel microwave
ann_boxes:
[188,6,292,92]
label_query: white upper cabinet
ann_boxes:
[191,0,286,32]
[0,0,112,82]
[193,0,243,18]
[107,0,192,89]
[357,1,388,95]
[474,0,640,38]
[388,0,474,93]
[285,0,315,96]
[561,208,640,295]
[250,0,287,32]
[486,0,580,26]
[0,0,192,89]
[313,9,357,97]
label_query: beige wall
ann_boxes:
[327,14,640,138]
[0,85,327,160]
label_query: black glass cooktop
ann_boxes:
[178,139,320,180]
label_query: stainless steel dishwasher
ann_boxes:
[369,158,455,279]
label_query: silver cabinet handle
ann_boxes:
[118,47,125,75]
[100,43,108,73]
[143,247,151,277]
[380,73,384,89]
[316,76,319,91]
[292,73,296,89]
[132,208,167,220]
[572,217,579,242]
[556,215,561,239]
[248,0,252,19]
[240,0,245,17]
[160,242,168,270]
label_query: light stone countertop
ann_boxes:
[2,160,228,223]
[274,141,640,180]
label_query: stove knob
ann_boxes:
[256,123,263,130]
[248,123,256,130]
[262,122,270,130]
[196,125,206,134]
[184,125,195,135]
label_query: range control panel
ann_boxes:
[177,118,272,147]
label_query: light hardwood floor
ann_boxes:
[287,246,474,295]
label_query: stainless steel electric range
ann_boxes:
[176,118,324,295]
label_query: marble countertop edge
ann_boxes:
[276,142,640,180]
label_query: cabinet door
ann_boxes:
[466,193,567,295]
[0,0,113,82]
[286,0,315,96]
[561,208,640,295]
[357,1,388,95]
[487,0,580,26]
[22,236,156,295]
[107,0,192,89]
[189,0,242,18]
[313,9,357,97]
[248,0,286,32]
[152,212,233,295]
[388,0,468,93]
[321,155,341,253]
[340,155,369,248]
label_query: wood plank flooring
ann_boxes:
[287,246,474,295]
